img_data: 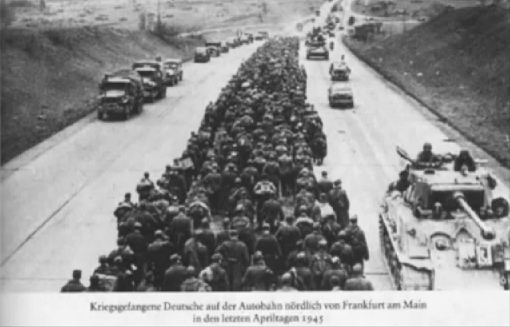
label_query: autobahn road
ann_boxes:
[302,1,509,290]
[1,1,508,292]
[0,42,263,292]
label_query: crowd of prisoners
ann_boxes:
[61,37,373,293]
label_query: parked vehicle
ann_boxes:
[329,62,351,81]
[98,69,144,120]
[194,47,211,63]
[132,61,166,102]
[205,42,221,57]
[162,58,183,86]
[328,84,354,108]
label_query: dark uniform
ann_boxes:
[241,262,275,291]
[61,279,86,292]
[215,235,250,292]
[275,220,302,261]
[254,230,282,274]
[200,261,230,292]
[328,183,350,229]
[162,262,187,292]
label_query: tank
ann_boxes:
[380,149,510,290]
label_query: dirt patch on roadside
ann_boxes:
[0,27,203,164]
[344,5,510,167]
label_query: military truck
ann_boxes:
[205,42,221,57]
[162,58,183,86]
[132,61,166,102]
[379,148,510,290]
[98,70,144,120]
[306,42,329,60]
[194,47,210,63]
[329,62,351,81]
[328,84,354,108]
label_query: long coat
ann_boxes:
[216,239,250,291]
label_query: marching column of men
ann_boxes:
[61,37,373,293]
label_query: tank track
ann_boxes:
[379,213,435,290]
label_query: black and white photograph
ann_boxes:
[0,0,509,325]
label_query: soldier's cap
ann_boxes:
[229,229,239,237]
[321,171,328,176]
[352,264,363,274]
[319,239,328,246]
[99,255,107,263]
[144,172,149,177]
[262,223,270,230]
[178,205,186,211]
[350,215,358,222]
[212,253,223,262]
[337,230,348,238]
[285,216,294,221]
[114,256,123,264]
[170,254,181,262]
[330,275,340,284]
[72,270,82,278]
[399,170,409,177]
[222,217,231,225]
[334,179,342,185]
[90,274,100,283]
[313,222,321,230]
[281,272,292,283]
[186,266,196,276]
[326,214,335,220]
[125,192,131,198]
[297,252,306,260]
[299,205,308,211]
[134,222,143,229]
[253,251,264,260]
[201,217,210,225]
[331,256,340,265]
[154,230,164,238]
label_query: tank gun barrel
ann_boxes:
[454,191,495,240]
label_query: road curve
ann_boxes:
[0,43,261,292]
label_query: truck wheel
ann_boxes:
[124,108,130,120]
[97,111,104,120]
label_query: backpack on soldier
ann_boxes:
[311,253,329,277]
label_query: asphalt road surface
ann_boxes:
[1,1,508,292]
[0,43,261,292]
